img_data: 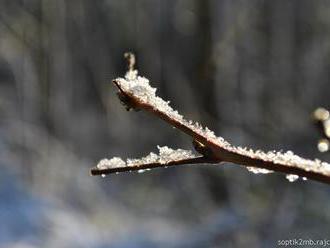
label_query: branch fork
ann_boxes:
[90,53,330,185]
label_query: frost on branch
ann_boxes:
[91,146,202,175]
[115,72,219,141]
[91,54,330,184]
[96,146,197,170]
[97,157,126,170]
[246,167,273,174]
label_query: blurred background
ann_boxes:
[1,0,330,247]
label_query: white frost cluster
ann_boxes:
[96,146,197,170]
[113,71,330,179]
[246,167,273,174]
[97,157,126,169]
[115,71,183,121]
[157,146,194,163]
[286,174,299,182]
[236,148,330,178]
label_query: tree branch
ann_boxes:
[91,54,330,185]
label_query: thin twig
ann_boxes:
[90,156,218,175]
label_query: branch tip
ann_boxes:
[124,52,136,72]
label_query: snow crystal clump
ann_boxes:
[127,152,159,166]
[97,157,126,169]
[246,167,273,174]
[127,146,196,166]
[125,69,138,81]
[286,174,299,182]
[116,73,183,121]
[318,139,329,153]
[157,146,194,164]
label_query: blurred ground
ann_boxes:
[1,0,330,247]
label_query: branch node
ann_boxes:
[192,139,220,161]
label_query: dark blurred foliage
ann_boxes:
[1,0,330,247]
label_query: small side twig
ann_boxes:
[90,156,218,175]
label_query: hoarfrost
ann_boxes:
[286,174,299,182]
[318,139,329,153]
[97,157,126,169]
[96,146,197,170]
[246,167,273,174]
[113,70,330,178]
[125,69,138,81]
[157,146,194,164]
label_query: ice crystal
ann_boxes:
[318,139,329,153]
[113,70,330,179]
[127,152,158,166]
[314,107,329,121]
[246,167,273,174]
[97,157,126,169]
[157,146,194,164]
[125,69,138,81]
[286,174,299,182]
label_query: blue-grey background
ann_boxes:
[1,0,330,247]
